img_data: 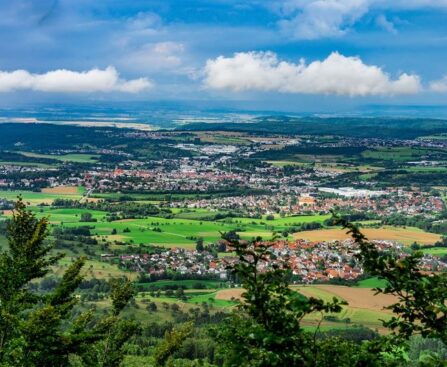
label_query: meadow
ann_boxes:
[355,277,388,288]
[137,279,225,290]
[1,201,332,248]
[19,151,100,163]
[1,191,439,249]
[422,247,447,256]
[361,147,435,161]
[0,187,85,205]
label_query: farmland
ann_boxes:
[126,278,398,331]
[0,187,85,205]
[0,205,331,248]
[214,283,395,332]
[19,151,100,163]
[422,247,447,256]
[294,226,442,246]
[1,120,446,363]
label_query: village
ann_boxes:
[116,238,447,284]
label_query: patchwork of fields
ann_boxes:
[0,187,85,205]
[0,186,444,334]
[0,189,441,249]
[21,207,330,248]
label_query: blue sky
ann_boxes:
[1,0,447,112]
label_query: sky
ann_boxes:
[1,0,447,112]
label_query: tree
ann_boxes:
[410,242,421,251]
[80,212,95,222]
[196,237,205,252]
[0,199,138,366]
[153,322,193,366]
[147,302,158,312]
[335,215,447,345]
[213,236,346,367]
[212,229,441,366]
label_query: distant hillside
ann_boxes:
[177,116,447,139]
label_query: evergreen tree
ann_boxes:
[0,199,138,366]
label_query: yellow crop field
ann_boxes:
[294,226,441,245]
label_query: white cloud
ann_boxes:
[375,15,397,34]
[276,0,447,39]
[122,41,200,79]
[204,51,421,96]
[429,76,447,92]
[278,0,369,40]
[126,42,185,71]
[0,66,152,93]
[127,12,162,31]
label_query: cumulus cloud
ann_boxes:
[0,66,152,93]
[204,51,421,96]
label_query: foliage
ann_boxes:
[0,199,138,366]
[213,235,350,366]
[213,223,447,366]
[335,215,447,345]
[153,322,194,366]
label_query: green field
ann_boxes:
[19,151,100,163]
[0,188,84,205]
[422,246,447,256]
[361,147,436,161]
[356,277,388,288]
[138,279,225,289]
[2,205,330,248]
[226,213,330,226]
[137,289,236,308]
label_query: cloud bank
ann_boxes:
[204,51,421,96]
[0,67,152,93]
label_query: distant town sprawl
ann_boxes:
[0,122,446,285]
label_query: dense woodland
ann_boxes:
[179,116,447,139]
